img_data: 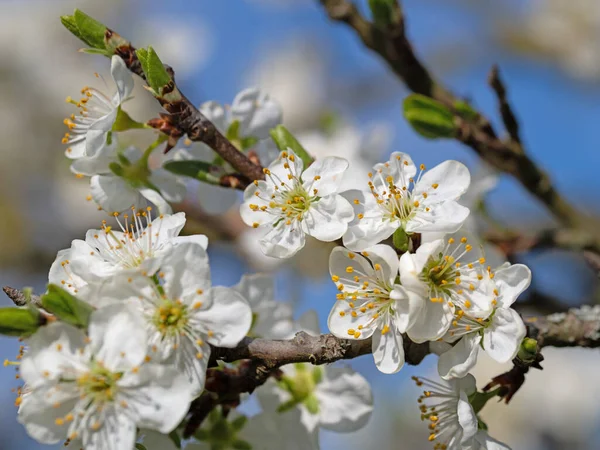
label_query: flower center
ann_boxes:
[277,364,322,415]
[76,361,122,405]
[153,299,189,336]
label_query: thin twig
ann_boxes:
[488,65,521,145]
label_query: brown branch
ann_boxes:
[485,228,600,255]
[318,0,600,242]
[488,65,521,144]
[105,31,264,183]
[2,286,42,308]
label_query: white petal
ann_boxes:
[342,215,397,252]
[392,286,425,333]
[362,244,399,286]
[233,273,274,310]
[139,188,173,215]
[406,200,470,234]
[89,304,147,372]
[238,409,318,450]
[199,101,227,133]
[91,175,144,213]
[260,222,306,258]
[414,160,471,204]
[329,246,376,291]
[269,149,304,182]
[373,152,417,187]
[230,87,283,139]
[372,327,405,374]
[70,141,117,176]
[193,286,252,347]
[150,168,186,203]
[327,300,375,340]
[240,181,275,227]
[493,263,532,308]
[18,394,73,444]
[304,195,353,242]
[164,337,210,397]
[121,363,193,433]
[111,55,134,103]
[407,299,452,343]
[437,334,481,380]
[161,242,212,300]
[83,410,136,450]
[302,156,348,197]
[296,309,321,336]
[483,308,526,363]
[457,390,478,443]
[316,366,373,432]
[474,430,512,450]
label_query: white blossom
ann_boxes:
[240,149,353,258]
[48,212,207,295]
[327,245,423,373]
[72,145,185,214]
[258,364,373,436]
[62,55,133,159]
[436,262,530,379]
[89,242,252,396]
[342,152,471,251]
[17,304,193,450]
[466,430,511,450]
[412,374,479,450]
[399,235,495,343]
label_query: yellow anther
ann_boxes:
[346,266,354,273]
[339,311,346,317]
[252,222,260,228]
[374,263,382,271]
[331,275,340,282]
[381,324,390,335]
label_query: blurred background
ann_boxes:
[1,0,600,448]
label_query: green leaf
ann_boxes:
[0,307,43,337]
[240,136,259,151]
[226,120,241,142]
[135,444,147,450]
[163,160,220,183]
[73,9,107,50]
[232,440,252,450]
[136,46,171,95]
[168,430,182,449]
[230,415,248,432]
[312,366,323,385]
[60,15,84,41]
[403,94,457,139]
[41,285,94,328]
[80,48,112,56]
[112,108,145,132]
[369,0,396,27]
[270,125,313,168]
[454,100,479,122]
[392,227,409,252]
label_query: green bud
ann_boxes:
[304,394,320,415]
[136,47,172,96]
[403,94,457,139]
[73,9,108,50]
[369,0,396,27]
[454,100,479,122]
[41,284,94,329]
[135,445,147,450]
[0,307,44,337]
[392,227,409,252]
[517,337,538,362]
[270,125,314,168]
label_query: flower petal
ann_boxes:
[193,286,252,347]
[437,334,481,380]
[328,246,375,292]
[457,390,478,443]
[493,263,532,308]
[230,87,282,139]
[372,326,405,374]
[160,242,211,300]
[483,308,526,363]
[363,244,399,286]
[197,183,239,215]
[260,221,306,258]
[91,175,144,213]
[316,366,373,432]
[302,156,348,197]
[407,299,452,343]
[139,188,173,215]
[414,160,471,204]
[199,101,227,133]
[111,55,134,103]
[406,200,470,234]
[304,195,353,242]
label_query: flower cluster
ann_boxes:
[239,150,532,449]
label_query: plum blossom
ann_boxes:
[412,374,479,450]
[173,88,282,215]
[17,304,193,450]
[62,55,133,159]
[399,235,496,343]
[436,263,531,379]
[88,242,252,396]
[48,212,207,295]
[72,144,185,214]
[327,245,423,373]
[240,149,353,258]
[342,152,471,251]
[258,363,373,438]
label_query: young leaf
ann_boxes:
[73,9,108,50]
[41,284,94,329]
[0,307,43,337]
[136,46,171,94]
[270,125,314,167]
[163,160,219,180]
[369,0,396,27]
[403,94,457,139]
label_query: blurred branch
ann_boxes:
[486,228,600,254]
[2,286,42,308]
[318,0,600,249]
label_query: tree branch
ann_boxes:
[318,0,600,243]
[105,31,264,183]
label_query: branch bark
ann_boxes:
[318,0,600,244]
